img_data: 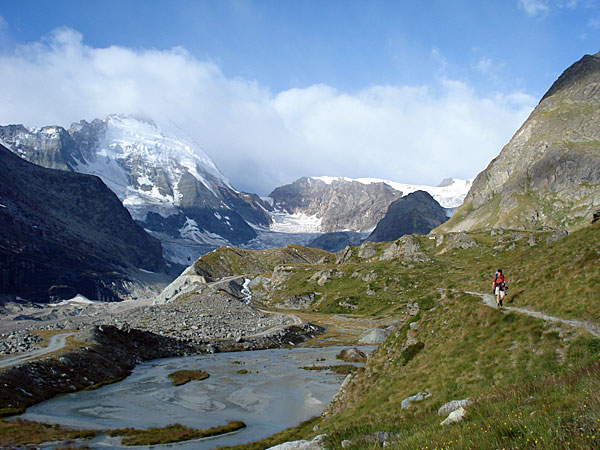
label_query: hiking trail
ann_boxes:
[468,291,600,338]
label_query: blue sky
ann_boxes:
[0,0,599,194]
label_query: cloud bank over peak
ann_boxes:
[0,27,535,195]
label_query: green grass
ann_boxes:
[323,361,600,450]
[219,417,321,450]
[168,369,210,386]
[321,291,597,428]
[0,419,96,446]
[83,376,127,391]
[193,244,330,280]
[110,421,246,446]
[301,365,358,375]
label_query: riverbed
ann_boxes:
[21,345,372,449]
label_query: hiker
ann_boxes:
[492,269,506,307]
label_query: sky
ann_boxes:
[0,0,599,195]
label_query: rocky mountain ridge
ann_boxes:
[1,115,471,263]
[0,143,166,302]
[269,176,471,233]
[438,52,600,232]
[0,115,272,265]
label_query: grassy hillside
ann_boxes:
[223,221,600,450]
[193,244,331,280]
[4,222,597,448]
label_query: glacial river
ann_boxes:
[21,346,372,449]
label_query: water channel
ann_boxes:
[21,346,373,449]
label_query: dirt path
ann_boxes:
[468,291,600,338]
[0,332,76,369]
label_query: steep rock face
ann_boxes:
[270,177,403,232]
[438,53,600,232]
[0,115,272,263]
[367,191,448,242]
[0,144,165,302]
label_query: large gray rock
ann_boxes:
[357,241,378,259]
[438,398,472,416]
[401,391,431,409]
[266,435,326,450]
[440,407,467,425]
[358,328,391,344]
[379,235,429,262]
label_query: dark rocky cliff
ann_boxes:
[0,144,165,302]
[367,190,448,242]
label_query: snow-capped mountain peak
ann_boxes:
[77,114,230,208]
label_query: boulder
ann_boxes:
[266,434,326,450]
[309,270,333,286]
[358,241,378,259]
[440,406,467,425]
[336,246,353,264]
[438,398,472,416]
[401,391,431,409]
[337,348,367,363]
[379,235,429,262]
[358,328,390,345]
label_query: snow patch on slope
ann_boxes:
[269,211,322,233]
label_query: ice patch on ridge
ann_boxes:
[178,217,230,246]
[269,211,323,233]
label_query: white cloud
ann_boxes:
[475,57,494,74]
[518,0,550,17]
[518,0,588,17]
[0,28,536,195]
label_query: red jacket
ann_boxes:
[493,273,505,286]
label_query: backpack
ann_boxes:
[494,273,506,289]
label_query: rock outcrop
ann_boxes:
[438,53,600,232]
[401,391,431,409]
[379,235,430,262]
